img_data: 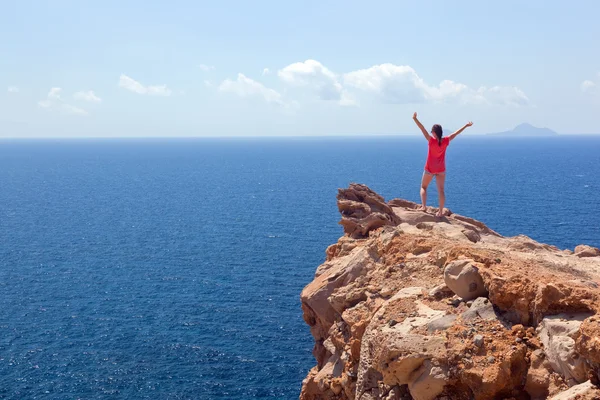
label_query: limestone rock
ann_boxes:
[538,313,591,385]
[300,184,600,400]
[375,333,447,386]
[443,259,488,301]
[549,380,600,399]
[407,360,448,400]
[337,184,400,239]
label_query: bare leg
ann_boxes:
[435,172,446,216]
[420,172,434,211]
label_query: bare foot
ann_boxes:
[436,209,444,217]
[419,206,427,212]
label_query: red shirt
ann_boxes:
[425,137,450,174]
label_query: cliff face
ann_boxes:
[300,184,600,400]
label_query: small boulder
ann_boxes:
[427,315,458,333]
[462,297,499,322]
[574,245,600,258]
[461,228,481,243]
[443,260,488,301]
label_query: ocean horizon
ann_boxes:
[2,133,600,140]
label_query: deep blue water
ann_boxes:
[0,136,598,399]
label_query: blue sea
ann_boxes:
[0,136,598,399]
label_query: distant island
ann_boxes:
[488,123,559,137]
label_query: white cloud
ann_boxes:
[199,64,215,72]
[344,64,430,103]
[278,59,350,104]
[342,63,529,106]
[581,80,596,92]
[223,60,528,109]
[38,87,89,116]
[118,74,172,96]
[277,60,526,107]
[7,86,19,93]
[219,73,285,106]
[204,80,214,88]
[74,90,102,103]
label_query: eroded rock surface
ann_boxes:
[300,184,600,400]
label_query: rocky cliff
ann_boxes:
[300,184,600,400]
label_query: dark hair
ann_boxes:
[431,124,443,146]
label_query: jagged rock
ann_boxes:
[311,351,345,394]
[337,184,400,239]
[301,246,374,364]
[443,259,488,301]
[300,184,600,400]
[538,313,591,385]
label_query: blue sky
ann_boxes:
[1,0,599,137]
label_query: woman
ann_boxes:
[412,112,473,217]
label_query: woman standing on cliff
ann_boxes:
[412,112,473,217]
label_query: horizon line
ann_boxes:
[1,132,600,140]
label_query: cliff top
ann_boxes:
[300,183,600,400]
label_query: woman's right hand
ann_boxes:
[413,112,418,120]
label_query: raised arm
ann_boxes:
[412,112,431,141]
[449,121,473,141]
